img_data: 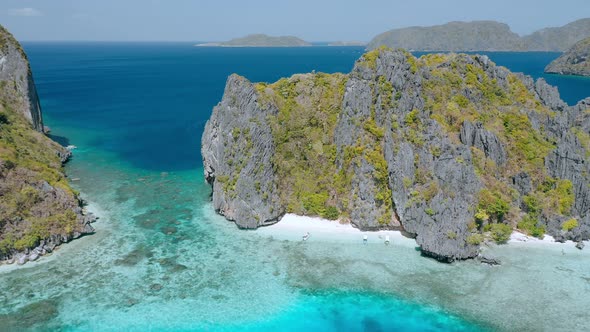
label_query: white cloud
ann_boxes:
[8,8,43,17]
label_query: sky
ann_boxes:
[0,0,588,42]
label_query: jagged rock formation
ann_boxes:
[201,75,284,228]
[202,47,590,262]
[0,25,96,265]
[198,34,311,47]
[545,37,590,76]
[367,18,590,52]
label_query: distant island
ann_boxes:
[524,18,590,51]
[196,34,311,47]
[545,37,590,76]
[367,18,590,51]
[328,41,367,47]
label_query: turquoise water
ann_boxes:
[0,44,589,331]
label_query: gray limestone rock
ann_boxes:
[202,74,284,228]
[0,26,43,131]
[202,48,590,262]
[460,120,507,166]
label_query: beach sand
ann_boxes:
[257,213,587,249]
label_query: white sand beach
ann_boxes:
[256,213,416,247]
[257,213,587,249]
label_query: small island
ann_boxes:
[202,47,590,262]
[196,34,311,47]
[327,41,367,47]
[545,37,590,76]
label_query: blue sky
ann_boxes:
[1,0,588,41]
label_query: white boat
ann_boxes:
[302,232,310,241]
[385,235,390,245]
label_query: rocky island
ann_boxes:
[367,18,590,52]
[0,25,96,265]
[545,37,590,76]
[202,47,590,262]
[196,34,311,47]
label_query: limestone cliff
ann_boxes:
[0,25,43,131]
[545,37,590,76]
[202,48,590,262]
[0,25,96,265]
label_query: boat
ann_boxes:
[302,232,310,241]
[385,235,390,245]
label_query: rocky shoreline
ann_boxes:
[545,37,590,77]
[0,25,98,266]
[0,150,98,266]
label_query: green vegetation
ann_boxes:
[234,49,586,248]
[489,223,512,244]
[360,46,391,69]
[477,189,510,221]
[0,99,80,256]
[415,52,577,241]
[562,218,578,231]
[467,234,484,245]
[259,73,349,219]
[517,214,546,238]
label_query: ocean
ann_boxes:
[0,43,589,331]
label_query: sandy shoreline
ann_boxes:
[256,214,415,246]
[257,213,587,249]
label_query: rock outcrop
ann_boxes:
[367,18,590,52]
[0,25,96,265]
[201,75,283,228]
[545,37,590,77]
[202,47,590,262]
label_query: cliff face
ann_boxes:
[367,19,590,52]
[0,26,96,265]
[202,75,284,228]
[202,48,590,262]
[545,37,590,76]
[0,25,43,131]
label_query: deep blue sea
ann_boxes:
[0,44,589,331]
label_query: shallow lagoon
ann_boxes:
[1,44,589,331]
